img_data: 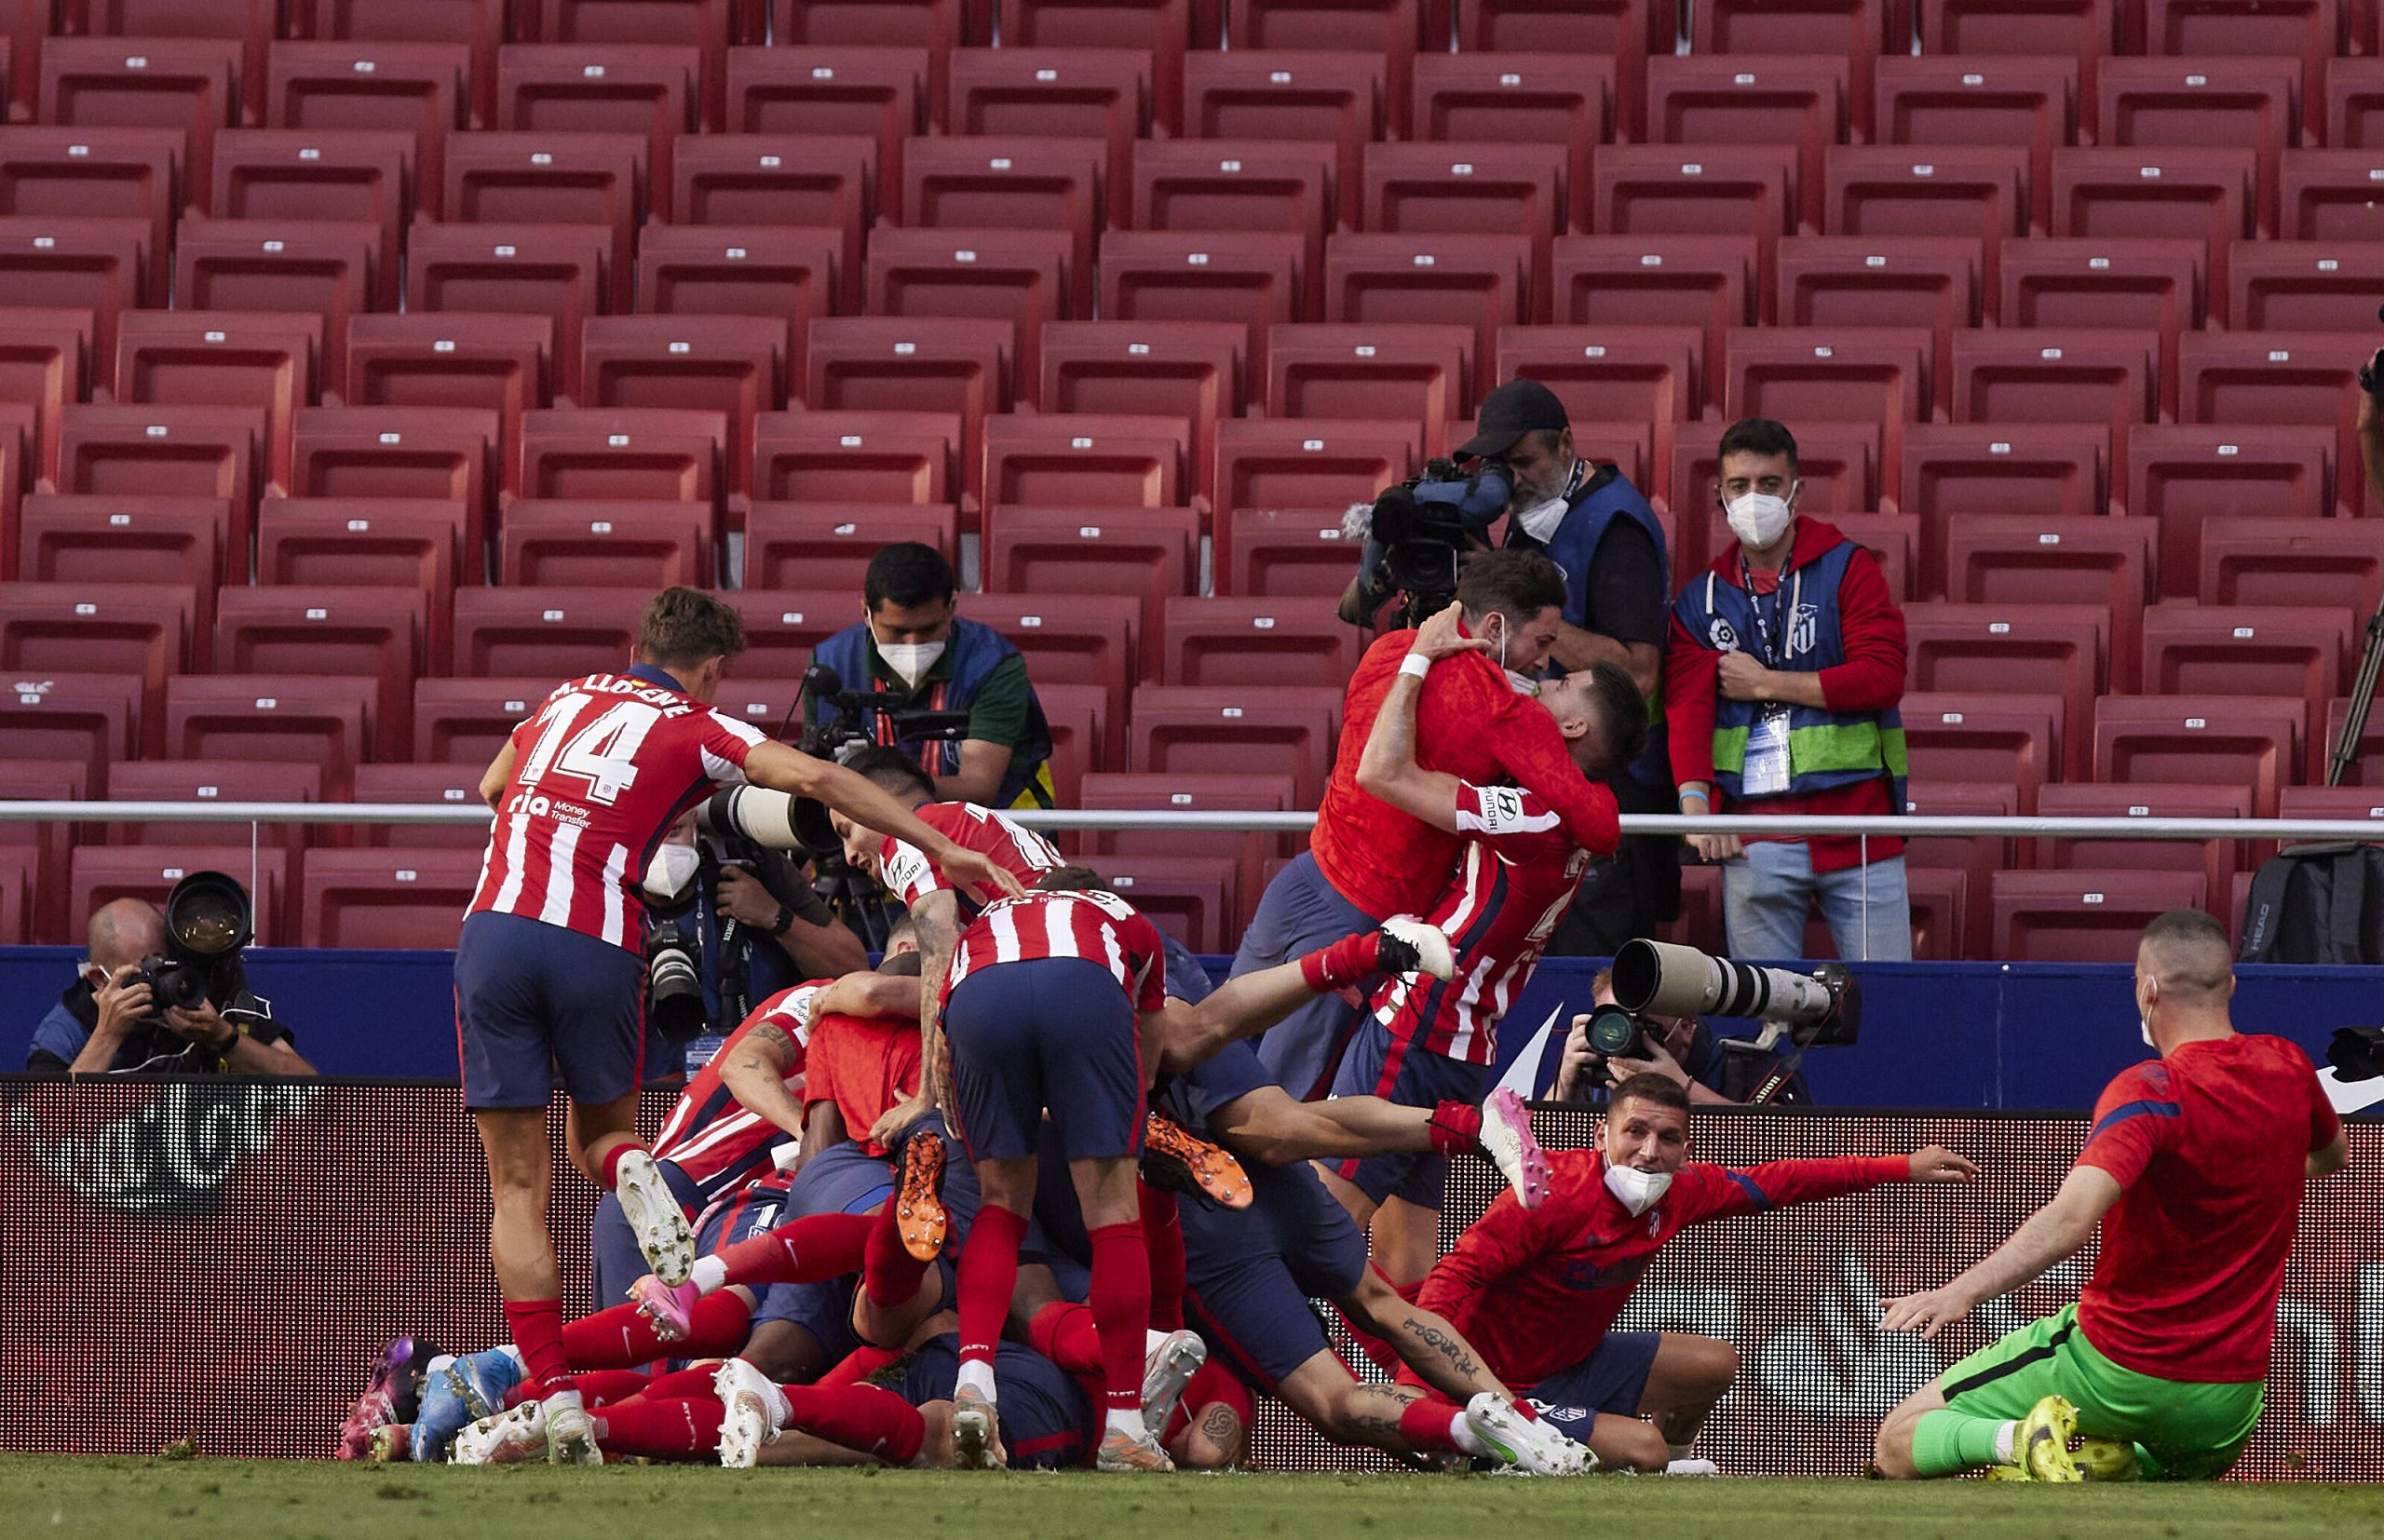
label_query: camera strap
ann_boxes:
[1743,1042,1809,1106]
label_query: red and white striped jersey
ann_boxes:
[652,981,822,1208]
[467,669,766,950]
[941,889,1169,1015]
[877,800,1063,908]
[1369,781,1589,1065]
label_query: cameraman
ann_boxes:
[1466,378,1680,955]
[26,897,312,1075]
[1549,967,1807,1106]
[809,542,1058,810]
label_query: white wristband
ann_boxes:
[1399,653,1432,681]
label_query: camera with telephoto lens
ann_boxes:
[643,917,707,1043]
[1602,938,1863,1057]
[1345,458,1513,630]
[2328,1026,2384,1080]
[130,870,254,1020]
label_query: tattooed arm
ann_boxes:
[873,889,958,1142]
[1339,1265,1514,1406]
[718,1016,808,1140]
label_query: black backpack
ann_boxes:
[2238,841,2384,964]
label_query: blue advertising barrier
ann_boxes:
[5,945,2377,1106]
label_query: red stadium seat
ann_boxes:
[996,0,1191,136]
[2035,781,2253,904]
[0,128,180,286]
[39,36,238,205]
[722,587,874,680]
[1901,778,2019,960]
[2278,783,2384,832]
[751,408,960,506]
[1903,600,2107,777]
[1411,53,1607,235]
[1998,237,2201,410]
[666,135,873,312]
[2094,694,2304,815]
[2048,147,2257,304]
[2128,424,2334,598]
[0,580,196,735]
[1807,511,1920,602]
[288,406,499,574]
[0,0,44,125]
[1920,0,2117,104]
[1322,233,1531,392]
[1456,1,1665,142]
[1158,595,1361,690]
[1220,507,1360,599]
[1648,57,1849,233]
[343,315,553,473]
[69,844,291,944]
[805,317,1013,507]
[256,498,466,636]
[1691,0,1883,137]
[1033,678,1106,799]
[107,759,322,848]
[2200,517,2384,617]
[112,310,319,497]
[1725,326,1930,482]
[1901,690,2064,813]
[0,219,151,379]
[162,673,377,796]
[2327,54,2384,147]
[2142,602,2350,738]
[514,0,735,129]
[1130,682,1342,805]
[441,131,647,310]
[2142,0,2334,116]
[171,218,376,391]
[213,583,429,755]
[895,136,1103,316]
[743,503,958,591]
[1095,229,1304,387]
[1037,320,1243,505]
[1546,236,1757,387]
[1212,416,1421,582]
[513,408,726,513]
[405,221,609,398]
[1873,56,2078,230]
[56,404,264,554]
[1899,423,2111,595]
[725,49,923,204]
[302,0,494,128]
[2276,148,2384,242]
[983,505,1199,663]
[2175,331,2364,515]
[494,46,697,205]
[1079,769,1298,930]
[1228,1,1420,140]
[635,223,839,383]
[1594,144,1800,289]
[863,225,1074,387]
[263,43,467,213]
[12,497,227,623]
[1128,140,1334,318]
[1182,50,1385,227]
[1497,325,1700,480]
[1990,868,2207,962]
[1266,321,1473,426]
[497,500,716,588]
[1941,513,2155,683]
[968,591,1145,717]
[1823,144,2033,296]
[579,314,786,507]
[2319,696,2384,788]
[768,3,960,120]
[2096,57,2296,240]
[948,47,1148,224]
[412,676,554,764]
[295,846,484,947]
[2227,238,2384,333]
[1088,853,1239,952]
[0,670,142,787]
[450,586,640,680]
[1359,141,1564,299]
[982,414,1188,534]
[1950,328,2157,485]
[0,309,94,493]
[351,762,494,849]
[1774,236,1984,415]
[0,756,87,943]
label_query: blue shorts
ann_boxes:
[1521,1331,1661,1444]
[1232,851,1378,1101]
[1328,1019,1492,1210]
[752,1274,860,1366]
[454,910,646,1109]
[944,957,1145,1163]
[901,1335,1090,1470]
[784,1140,896,1219]
[694,1182,785,1255]
[1177,1161,1368,1390]
[591,1158,706,1304]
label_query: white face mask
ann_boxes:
[876,639,945,689]
[2138,985,2157,1049]
[1724,489,1796,551]
[643,842,700,903]
[1489,619,1539,697]
[1512,458,1586,545]
[1604,1158,1673,1218]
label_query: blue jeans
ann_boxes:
[1721,844,1911,962]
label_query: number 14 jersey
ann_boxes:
[468,671,767,950]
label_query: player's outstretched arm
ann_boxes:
[1201,1083,1430,1167]
[1354,603,1472,830]
[1343,1267,1517,1407]
[1879,1165,2120,1340]
[741,742,1027,903]
[813,967,923,1022]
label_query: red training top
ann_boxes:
[1312,626,1619,921]
[1662,519,1907,872]
[2074,1034,2340,1383]
[804,1009,925,1159]
[1418,1145,1906,1388]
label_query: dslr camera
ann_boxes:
[1343,458,1513,630]
[130,870,254,1020]
[1581,939,1861,1101]
[797,660,973,765]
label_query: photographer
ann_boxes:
[1549,967,1808,1107]
[809,542,1057,810]
[26,895,311,1075]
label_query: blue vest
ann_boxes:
[812,616,1056,809]
[1671,536,1907,807]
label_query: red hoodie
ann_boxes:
[1662,517,1907,872]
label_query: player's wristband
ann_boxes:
[1398,653,1432,681]
[766,902,796,938]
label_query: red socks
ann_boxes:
[502,1299,572,1395]
[596,1141,640,1191]
[1428,1100,1483,1155]
[955,1203,1030,1369]
[781,1383,927,1466]
[863,1194,933,1309]
[1397,1398,1464,1452]
[1139,1182,1186,1331]
[562,1290,754,1370]
[1087,1221,1151,1415]
[1029,1301,1102,1375]
[592,1397,722,1459]
[820,1343,905,1387]
[715,1211,875,1290]
[1299,928,1388,993]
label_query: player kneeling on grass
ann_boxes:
[1872,909,2348,1483]
[1419,1073,1977,1473]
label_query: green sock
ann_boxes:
[1911,1410,2013,1476]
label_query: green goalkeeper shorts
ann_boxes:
[1938,1304,2263,1481]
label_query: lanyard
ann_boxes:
[1736,556,1801,671]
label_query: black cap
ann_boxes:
[1456,377,1571,458]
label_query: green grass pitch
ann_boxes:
[6,1456,2381,1540]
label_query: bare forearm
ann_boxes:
[1174,958,1325,1058]
[68,1027,129,1075]
[723,1061,809,1140]
[224,1036,313,1074]
[778,912,867,978]
[1946,1205,2094,1306]
[914,912,956,1113]
[1382,1303,1511,1404]
[1309,1095,1433,1155]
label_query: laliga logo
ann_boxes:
[1707,619,1739,652]
[8,1081,323,1213]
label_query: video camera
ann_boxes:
[1584,939,1862,1072]
[1345,458,1512,630]
[796,660,974,762]
[128,870,254,1020]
